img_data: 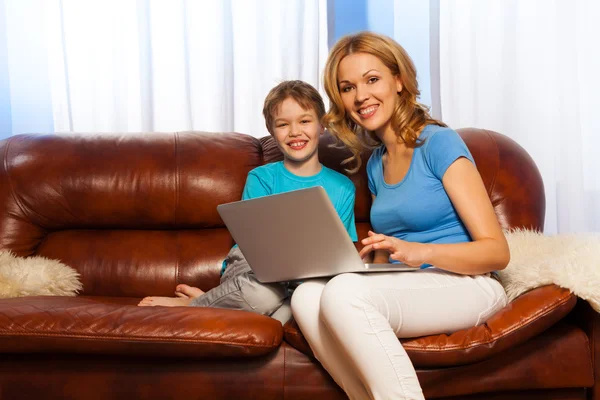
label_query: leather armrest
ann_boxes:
[284,284,576,367]
[0,296,283,358]
[570,298,599,399]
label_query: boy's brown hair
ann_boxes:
[262,80,326,134]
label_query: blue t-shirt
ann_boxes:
[222,161,358,273]
[367,125,474,265]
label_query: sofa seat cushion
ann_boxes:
[284,284,576,367]
[0,296,282,357]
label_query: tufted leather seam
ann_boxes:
[0,332,280,347]
[2,136,38,247]
[403,290,575,351]
[174,132,181,285]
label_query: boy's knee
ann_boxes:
[240,280,288,315]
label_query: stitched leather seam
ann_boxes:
[403,291,574,351]
[174,132,181,285]
[0,332,278,347]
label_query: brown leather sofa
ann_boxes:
[0,128,596,400]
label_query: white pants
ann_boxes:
[291,268,507,400]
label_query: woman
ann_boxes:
[291,32,509,400]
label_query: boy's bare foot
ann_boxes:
[174,284,205,299]
[137,284,205,306]
[137,297,193,307]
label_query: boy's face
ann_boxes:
[271,97,323,165]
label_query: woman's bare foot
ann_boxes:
[174,284,205,299]
[138,296,193,307]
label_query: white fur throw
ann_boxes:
[499,229,600,312]
[0,251,82,298]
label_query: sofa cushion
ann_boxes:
[0,296,282,358]
[35,229,231,297]
[284,284,576,367]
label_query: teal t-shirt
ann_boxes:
[222,161,358,273]
[367,125,475,266]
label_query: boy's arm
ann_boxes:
[338,186,358,242]
[242,171,271,200]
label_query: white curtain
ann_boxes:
[439,0,600,234]
[34,0,329,137]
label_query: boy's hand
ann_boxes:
[359,231,428,268]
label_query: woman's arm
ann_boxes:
[423,157,510,274]
[360,158,509,274]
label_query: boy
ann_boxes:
[138,80,357,322]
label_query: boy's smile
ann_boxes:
[272,97,323,175]
[288,140,308,150]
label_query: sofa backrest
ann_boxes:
[0,128,545,297]
[0,132,258,296]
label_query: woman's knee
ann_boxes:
[320,273,367,317]
[291,280,326,319]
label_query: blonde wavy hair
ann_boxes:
[323,31,445,173]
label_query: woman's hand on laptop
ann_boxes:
[361,251,374,263]
[362,249,390,264]
[359,231,428,268]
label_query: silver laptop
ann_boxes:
[216,186,417,283]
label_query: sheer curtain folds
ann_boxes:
[39,0,328,136]
[439,0,600,233]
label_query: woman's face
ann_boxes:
[337,52,403,138]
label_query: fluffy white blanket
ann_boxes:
[499,229,600,312]
[0,251,82,298]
